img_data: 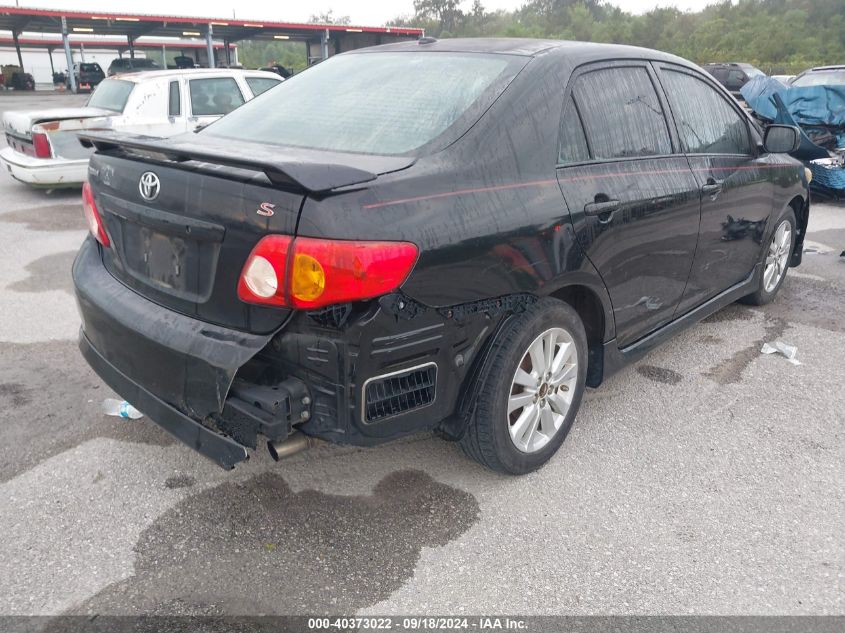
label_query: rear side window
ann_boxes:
[558,95,590,164]
[190,77,245,116]
[168,80,181,116]
[246,76,281,97]
[661,70,752,155]
[572,67,671,160]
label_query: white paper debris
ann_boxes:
[761,341,801,366]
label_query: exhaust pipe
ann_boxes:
[267,431,319,461]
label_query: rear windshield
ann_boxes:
[203,52,523,155]
[792,70,845,87]
[80,63,102,72]
[87,79,134,112]
[133,59,160,69]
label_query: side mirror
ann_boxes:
[763,125,801,154]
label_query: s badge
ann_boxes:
[257,202,276,217]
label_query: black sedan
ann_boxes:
[74,39,810,475]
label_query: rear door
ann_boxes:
[654,63,772,314]
[556,62,702,347]
[187,76,246,131]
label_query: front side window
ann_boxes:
[661,69,752,155]
[558,95,590,164]
[246,76,282,97]
[87,79,134,112]
[572,66,672,160]
[203,52,523,155]
[190,77,245,116]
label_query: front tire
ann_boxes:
[459,298,588,475]
[740,208,796,306]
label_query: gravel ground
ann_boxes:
[0,92,842,618]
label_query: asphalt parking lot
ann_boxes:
[0,92,843,617]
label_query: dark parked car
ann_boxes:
[703,62,765,98]
[69,62,105,92]
[107,57,161,76]
[74,39,810,475]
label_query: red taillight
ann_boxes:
[82,181,110,247]
[238,236,418,309]
[31,132,52,159]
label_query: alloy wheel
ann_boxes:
[763,220,792,293]
[507,327,578,454]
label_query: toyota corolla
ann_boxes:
[73,39,809,474]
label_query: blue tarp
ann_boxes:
[741,75,845,195]
[741,76,845,128]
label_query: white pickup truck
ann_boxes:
[1,68,282,188]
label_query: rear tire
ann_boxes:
[459,298,588,475]
[740,208,796,306]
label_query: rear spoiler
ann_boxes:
[78,131,406,193]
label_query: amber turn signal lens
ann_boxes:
[291,253,326,301]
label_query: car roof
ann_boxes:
[108,68,283,82]
[353,37,694,66]
[704,62,756,69]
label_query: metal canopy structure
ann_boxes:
[0,5,423,90]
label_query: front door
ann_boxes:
[655,64,774,314]
[556,63,701,348]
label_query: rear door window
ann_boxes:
[726,69,745,86]
[572,66,672,160]
[660,69,752,155]
[245,76,282,97]
[168,80,181,116]
[190,77,245,116]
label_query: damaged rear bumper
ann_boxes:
[79,331,249,469]
[73,236,278,468]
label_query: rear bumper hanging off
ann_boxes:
[79,331,249,469]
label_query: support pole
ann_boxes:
[224,39,231,66]
[320,29,329,61]
[162,45,167,68]
[233,44,239,66]
[61,17,76,92]
[12,30,24,68]
[205,24,215,68]
[48,47,55,75]
[127,36,135,59]
[80,43,86,63]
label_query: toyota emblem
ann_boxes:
[138,171,161,201]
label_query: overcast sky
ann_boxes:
[7,1,720,27]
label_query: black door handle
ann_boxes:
[584,199,621,216]
[701,179,724,196]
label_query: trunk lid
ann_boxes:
[82,131,415,334]
[89,152,305,334]
[3,107,114,139]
